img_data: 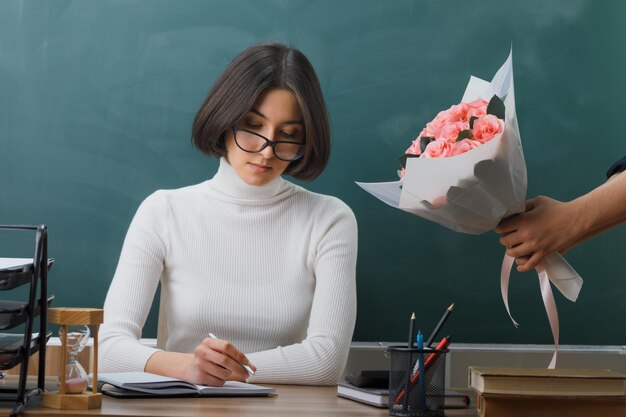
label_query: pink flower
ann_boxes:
[446,99,488,123]
[466,98,488,118]
[405,139,422,156]
[472,114,504,143]
[467,98,488,107]
[445,103,466,123]
[449,139,481,156]
[439,121,469,142]
[424,112,449,138]
[421,138,452,158]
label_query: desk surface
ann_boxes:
[0,384,477,417]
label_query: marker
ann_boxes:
[208,333,256,376]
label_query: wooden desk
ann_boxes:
[0,382,477,417]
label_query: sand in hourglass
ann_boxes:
[58,325,90,394]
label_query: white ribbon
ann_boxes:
[500,252,583,369]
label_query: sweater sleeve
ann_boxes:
[99,191,169,372]
[606,155,626,179]
[245,198,358,385]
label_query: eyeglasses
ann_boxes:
[231,127,306,162]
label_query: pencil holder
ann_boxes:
[387,346,448,417]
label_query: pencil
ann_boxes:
[408,312,416,348]
[426,302,454,347]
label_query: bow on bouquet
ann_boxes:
[357,51,583,368]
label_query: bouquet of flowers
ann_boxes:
[357,52,582,368]
[401,96,504,165]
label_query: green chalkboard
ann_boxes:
[1,0,625,346]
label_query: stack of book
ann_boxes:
[469,366,626,417]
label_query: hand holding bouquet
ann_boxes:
[357,52,582,368]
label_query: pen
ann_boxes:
[208,333,256,376]
[426,302,454,347]
[417,330,426,411]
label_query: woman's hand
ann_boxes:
[145,338,256,387]
[182,337,256,385]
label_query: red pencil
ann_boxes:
[394,336,450,404]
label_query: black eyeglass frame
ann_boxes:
[231,127,306,161]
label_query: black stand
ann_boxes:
[0,225,53,417]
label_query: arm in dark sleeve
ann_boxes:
[606,155,626,179]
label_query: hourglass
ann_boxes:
[59,324,90,393]
[42,308,104,410]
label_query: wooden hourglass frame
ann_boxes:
[41,307,104,410]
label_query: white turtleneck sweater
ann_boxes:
[99,158,357,385]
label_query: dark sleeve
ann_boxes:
[606,155,626,179]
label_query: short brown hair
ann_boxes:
[192,41,331,181]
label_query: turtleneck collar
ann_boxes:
[207,157,291,202]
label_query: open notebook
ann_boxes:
[98,372,276,398]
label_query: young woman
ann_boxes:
[99,42,357,386]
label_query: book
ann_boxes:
[469,367,626,397]
[477,393,626,417]
[345,370,389,388]
[336,381,470,409]
[98,372,276,398]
